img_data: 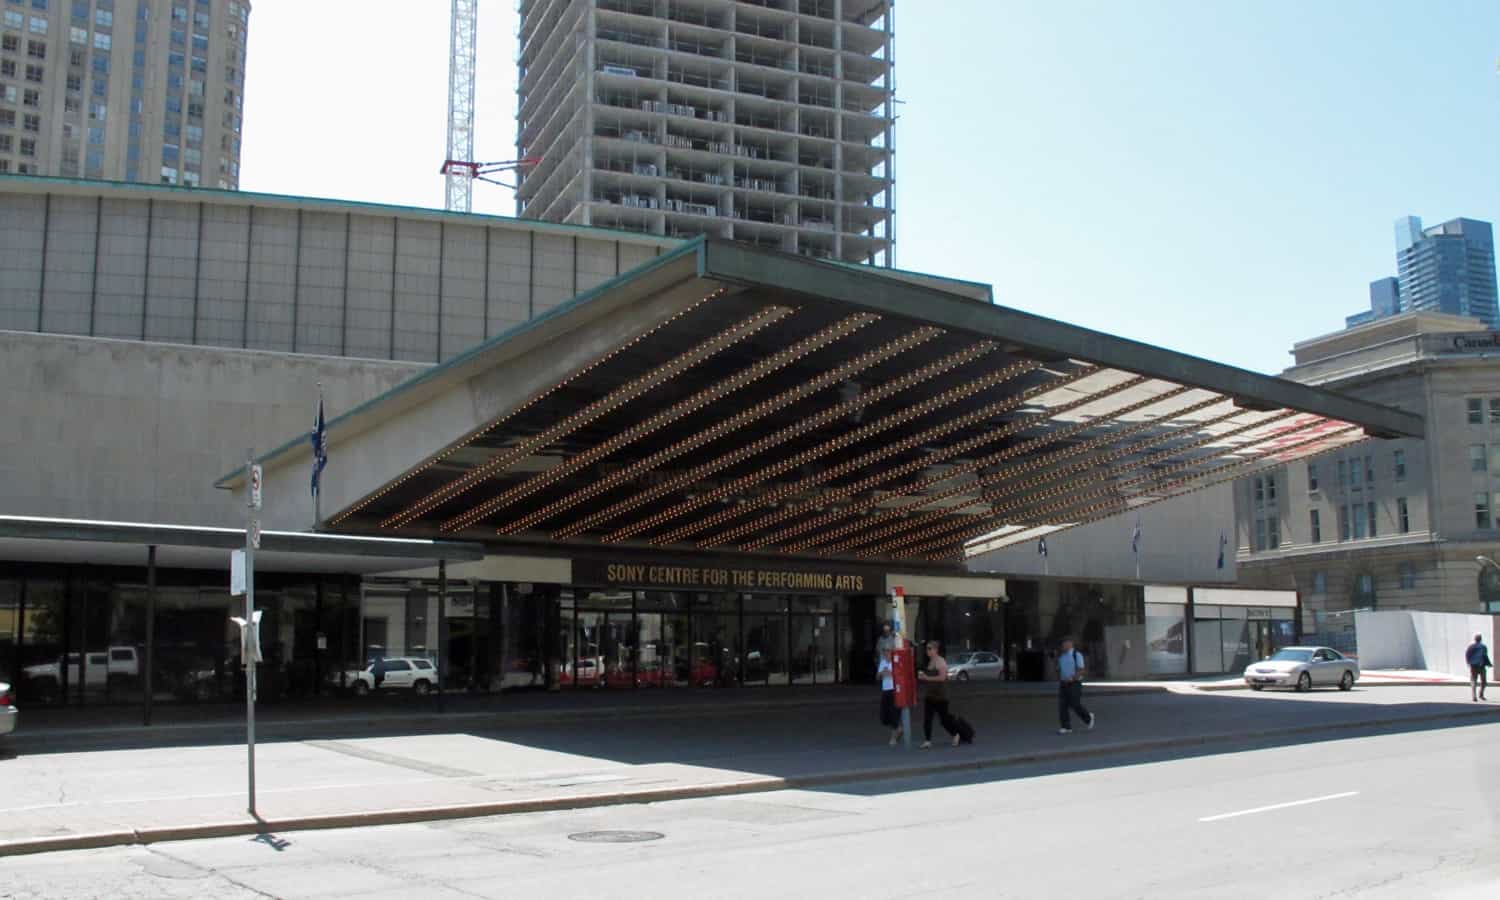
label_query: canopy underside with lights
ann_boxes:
[227,239,1423,567]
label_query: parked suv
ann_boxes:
[344,657,439,695]
[23,646,141,701]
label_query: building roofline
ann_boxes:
[1292,310,1486,352]
[0,173,683,248]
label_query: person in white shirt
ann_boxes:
[877,647,902,746]
[1056,637,1096,735]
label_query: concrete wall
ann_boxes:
[0,183,677,364]
[0,331,428,528]
[964,483,1237,584]
[1354,609,1497,676]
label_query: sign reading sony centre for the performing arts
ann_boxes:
[579,561,869,592]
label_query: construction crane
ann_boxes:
[442,0,478,212]
[441,0,534,211]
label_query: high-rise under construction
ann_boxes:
[516,0,895,266]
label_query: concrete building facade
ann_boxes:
[0,0,250,187]
[516,0,895,265]
[0,176,680,359]
[1233,311,1500,641]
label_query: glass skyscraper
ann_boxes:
[1347,216,1498,328]
[1394,216,1497,326]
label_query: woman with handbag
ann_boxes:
[916,640,966,748]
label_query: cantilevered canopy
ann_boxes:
[228,239,1422,564]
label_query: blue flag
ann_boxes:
[1131,517,1142,556]
[1038,536,1048,558]
[310,394,328,496]
[1216,531,1227,570]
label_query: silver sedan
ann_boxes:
[1244,646,1360,693]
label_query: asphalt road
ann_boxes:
[3,715,1496,899]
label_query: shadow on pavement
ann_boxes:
[6,685,1495,801]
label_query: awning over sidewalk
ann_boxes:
[226,239,1422,564]
[0,515,485,574]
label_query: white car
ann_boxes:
[1244,646,1360,692]
[345,657,440,695]
[1,681,16,737]
[948,650,1005,681]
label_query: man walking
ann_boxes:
[1466,633,1492,702]
[1057,637,1095,735]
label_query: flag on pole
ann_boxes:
[1131,516,1143,582]
[310,391,328,497]
[1216,530,1227,570]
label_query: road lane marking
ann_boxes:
[1199,791,1359,822]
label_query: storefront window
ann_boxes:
[18,579,67,705]
[743,594,789,685]
[1192,604,1224,673]
[1220,606,1251,672]
[1145,600,1187,675]
[691,593,739,688]
[155,585,236,704]
[1037,581,1144,680]
[0,579,20,687]
[500,583,552,690]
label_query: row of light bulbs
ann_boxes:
[534,325,951,540]
[910,417,1366,563]
[597,340,1019,544]
[435,302,806,534]
[558,334,995,539]
[340,287,731,528]
[858,400,1281,558]
[654,358,1069,548]
[822,391,1235,556]
[906,420,1358,561]
[738,370,1146,553]
[921,425,1368,563]
[883,406,1329,559]
[383,301,793,530]
[899,418,1335,558]
[470,311,881,535]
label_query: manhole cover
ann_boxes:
[567,830,665,844]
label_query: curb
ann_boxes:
[2,704,1496,858]
[1191,680,1464,692]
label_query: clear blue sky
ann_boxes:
[242,1,1498,375]
[894,1,1499,373]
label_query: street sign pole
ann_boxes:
[245,450,259,818]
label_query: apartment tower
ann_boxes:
[1395,216,1498,326]
[516,0,895,265]
[0,0,249,187]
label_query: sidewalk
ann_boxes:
[2,682,1495,857]
[4,670,1461,754]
